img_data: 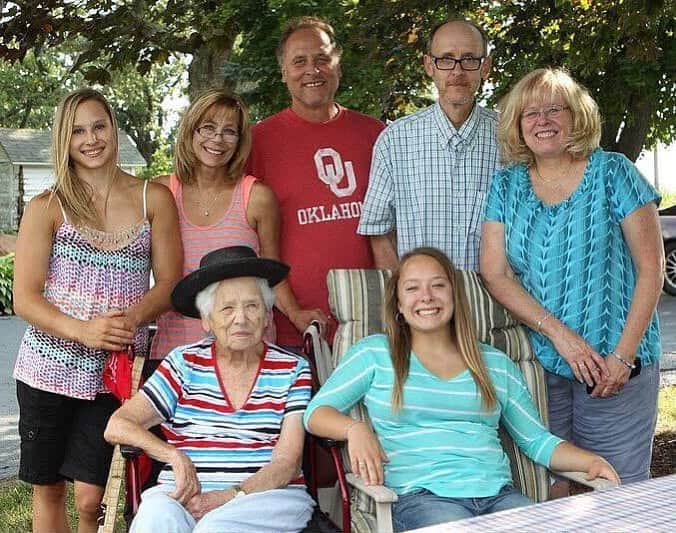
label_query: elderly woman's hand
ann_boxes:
[186,489,233,520]
[168,449,201,505]
[550,325,609,387]
[347,421,389,486]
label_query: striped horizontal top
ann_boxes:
[142,339,311,492]
[304,334,562,497]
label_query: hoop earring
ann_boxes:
[396,312,406,325]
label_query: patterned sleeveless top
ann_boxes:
[149,174,269,360]
[14,181,152,400]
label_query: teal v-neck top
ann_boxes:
[305,335,561,497]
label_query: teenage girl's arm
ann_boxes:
[247,181,328,334]
[123,181,183,331]
[13,193,136,350]
[549,442,620,485]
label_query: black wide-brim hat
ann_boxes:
[171,246,289,318]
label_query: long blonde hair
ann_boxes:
[383,247,497,412]
[174,90,251,185]
[51,88,120,224]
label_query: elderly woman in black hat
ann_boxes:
[105,246,315,533]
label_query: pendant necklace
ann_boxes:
[195,186,223,217]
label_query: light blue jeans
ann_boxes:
[129,484,315,533]
[392,485,532,532]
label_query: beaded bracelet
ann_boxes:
[610,350,636,370]
[536,311,551,334]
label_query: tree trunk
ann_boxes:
[612,95,653,162]
[187,41,234,101]
[600,112,622,154]
[135,132,155,166]
[19,103,31,128]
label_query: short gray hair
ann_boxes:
[194,278,275,319]
[276,16,342,67]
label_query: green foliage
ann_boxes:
[481,0,676,160]
[0,46,83,129]
[0,254,14,316]
[1,1,673,159]
[0,43,185,168]
[101,60,185,164]
[137,141,175,180]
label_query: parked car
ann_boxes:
[660,204,676,296]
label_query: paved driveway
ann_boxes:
[0,316,26,480]
[1,295,676,480]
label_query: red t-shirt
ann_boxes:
[247,106,384,346]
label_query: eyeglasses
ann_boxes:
[430,55,485,71]
[521,104,570,123]
[195,125,239,142]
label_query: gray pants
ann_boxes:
[546,360,659,483]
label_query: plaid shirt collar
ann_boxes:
[432,100,482,152]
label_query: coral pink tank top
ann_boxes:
[149,174,273,359]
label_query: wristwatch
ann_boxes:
[231,484,247,498]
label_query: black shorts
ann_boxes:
[17,381,120,487]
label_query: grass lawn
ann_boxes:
[0,478,127,533]
[656,384,676,433]
[662,190,676,209]
[0,387,674,531]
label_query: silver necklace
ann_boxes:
[195,186,223,217]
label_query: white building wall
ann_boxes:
[636,143,676,193]
[21,164,143,204]
[22,166,54,204]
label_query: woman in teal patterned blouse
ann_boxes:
[481,68,663,497]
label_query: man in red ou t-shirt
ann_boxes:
[247,16,385,349]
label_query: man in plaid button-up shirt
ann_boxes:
[358,19,500,271]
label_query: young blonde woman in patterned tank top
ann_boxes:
[149,90,321,362]
[12,88,182,533]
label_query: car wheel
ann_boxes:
[665,241,676,296]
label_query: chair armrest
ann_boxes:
[303,321,333,385]
[120,445,143,459]
[314,436,341,450]
[346,473,399,504]
[554,470,618,491]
